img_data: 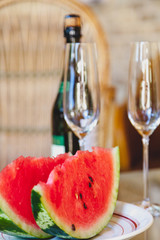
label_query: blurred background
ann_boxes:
[81,0,160,101]
[0,0,160,172]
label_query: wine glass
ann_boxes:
[63,42,100,150]
[128,41,160,216]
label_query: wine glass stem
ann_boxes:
[142,136,150,202]
[79,138,85,151]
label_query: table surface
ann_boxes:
[118,168,160,240]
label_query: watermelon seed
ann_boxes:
[79,193,83,199]
[83,202,87,209]
[71,224,76,231]
[88,176,93,183]
[89,182,92,188]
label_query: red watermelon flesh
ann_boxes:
[34,147,120,239]
[0,154,69,238]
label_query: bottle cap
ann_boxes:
[64,14,81,39]
[64,14,81,28]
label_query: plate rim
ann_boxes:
[96,200,154,240]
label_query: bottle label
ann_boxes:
[51,135,65,157]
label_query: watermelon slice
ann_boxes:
[0,154,69,238]
[32,147,120,239]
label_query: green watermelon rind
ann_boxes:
[31,189,74,239]
[0,194,51,239]
[31,147,120,239]
[0,208,37,239]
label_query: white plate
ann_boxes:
[1,201,153,240]
[89,201,153,240]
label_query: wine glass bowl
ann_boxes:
[128,42,160,137]
[63,43,100,149]
[128,41,160,216]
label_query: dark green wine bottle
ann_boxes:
[51,14,81,157]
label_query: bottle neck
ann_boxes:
[60,29,81,84]
[66,36,81,43]
[64,26,81,43]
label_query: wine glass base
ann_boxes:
[134,200,160,217]
[147,203,160,217]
